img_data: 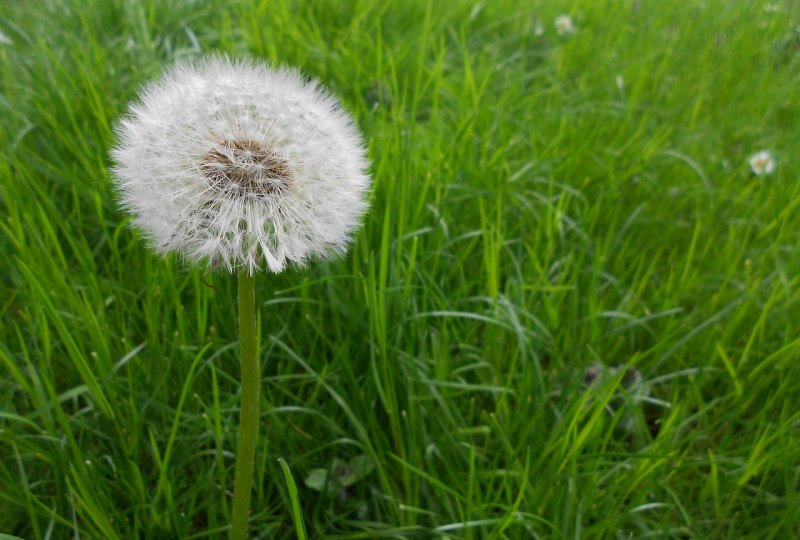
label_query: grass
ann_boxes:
[1,0,800,537]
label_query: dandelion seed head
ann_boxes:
[111,55,371,274]
[748,150,775,177]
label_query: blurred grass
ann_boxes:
[1,0,800,538]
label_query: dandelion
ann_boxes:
[112,56,370,275]
[111,55,371,539]
[555,14,576,36]
[748,150,776,176]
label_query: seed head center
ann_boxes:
[202,139,291,198]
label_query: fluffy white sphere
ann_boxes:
[111,56,371,274]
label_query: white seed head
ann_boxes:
[111,55,371,274]
[748,150,775,177]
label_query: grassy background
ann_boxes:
[2,0,800,537]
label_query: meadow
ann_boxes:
[1,0,800,538]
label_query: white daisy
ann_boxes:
[111,55,371,274]
[748,150,776,176]
[555,15,576,36]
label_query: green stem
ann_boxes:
[230,270,259,540]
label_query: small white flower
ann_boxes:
[748,150,776,176]
[534,19,545,37]
[555,15,575,36]
[111,56,371,274]
[0,30,13,46]
[615,75,625,92]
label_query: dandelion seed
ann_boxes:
[555,15,576,36]
[111,55,371,275]
[748,150,776,176]
[110,55,372,540]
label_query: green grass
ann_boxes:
[2,0,800,537]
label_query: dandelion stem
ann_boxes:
[230,269,259,540]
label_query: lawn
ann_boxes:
[1,0,800,538]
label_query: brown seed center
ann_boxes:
[202,139,291,198]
